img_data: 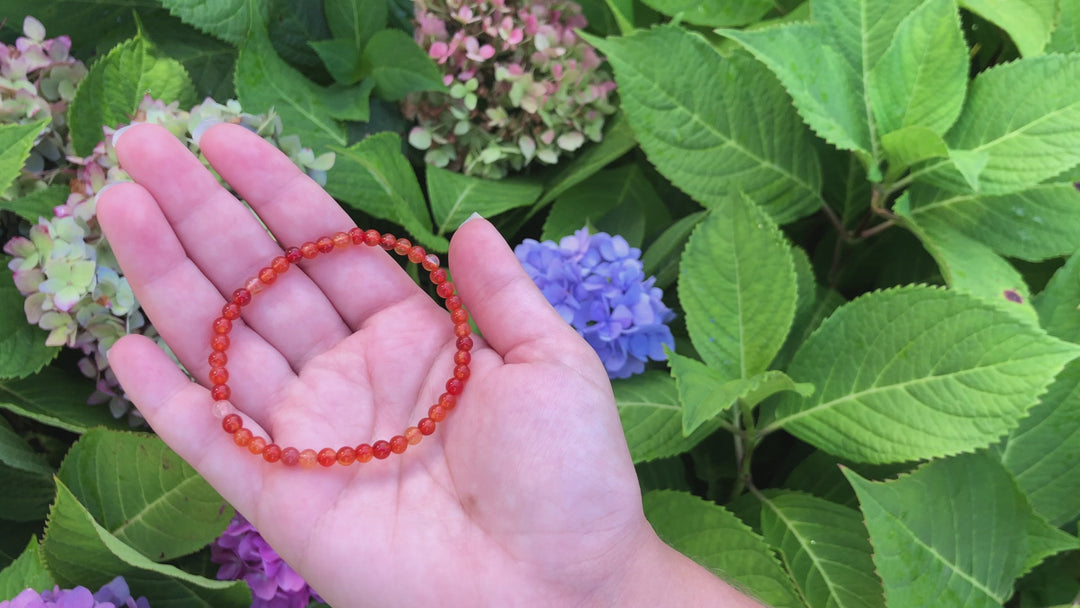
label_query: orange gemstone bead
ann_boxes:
[211,335,230,351]
[232,288,252,306]
[446,378,464,395]
[438,393,456,411]
[271,256,290,274]
[380,234,396,250]
[349,228,365,244]
[244,277,264,295]
[336,446,357,465]
[222,414,242,433]
[285,247,303,263]
[234,428,253,446]
[408,246,426,264]
[317,448,337,467]
[393,239,412,256]
[430,268,448,284]
[389,435,408,454]
[429,405,447,422]
[405,427,422,445]
[437,282,455,298]
[363,230,381,246]
[263,444,282,462]
[418,418,436,435]
[300,242,318,258]
[280,447,300,466]
[211,384,231,401]
[445,295,463,311]
[454,365,470,381]
[209,366,228,385]
[213,317,232,334]
[454,322,471,338]
[422,254,440,271]
[316,237,335,254]
[372,440,392,459]
[451,308,469,324]
[298,448,317,468]
[248,436,267,455]
[332,232,351,249]
[208,351,227,367]
[222,302,241,320]
[355,444,374,463]
[453,350,470,365]
[258,267,277,285]
[457,336,473,351]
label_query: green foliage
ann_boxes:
[427,168,541,237]
[160,0,267,46]
[614,371,717,462]
[0,539,53,598]
[959,0,1058,56]
[0,417,54,522]
[0,121,49,194]
[358,30,446,101]
[0,274,59,381]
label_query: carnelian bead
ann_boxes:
[258,267,277,285]
[317,448,337,467]
[211,384,231,401]
[316,237,335,253]
[248,436,267,455]
[336,446,357,465]
[437,282,455,298]
[389,435,408,454]
[438,393,456,411]
[243,277,264,297]
[453,350,470,365]
[446,378,464,395]
[451,308,469,324]
[445,295,463,310]
[457,336,474,351]
[232,288,252,306]
[233,428,253,447]
[429,268,448,284]
[209,366,228,385]
[355,444,374,463]
[222,302,241,320]
[393,239,412,256]
[211,335,230,352]
[213,317,232,334]
[285,247,303,263]
[418,418,436,435]
[428,404,447,422]
[222,414,243,433]
[263,444,282,463]
[454,364,470,381]
[332,232,351,249]
[379,233,396,250]
[349,227,365,244]
[208,351,227,367]
[271,256,290,274]
[372,440,392,459]
[300,242,319,259]
[363,230,381,246]
[299,449,319,468]
[454,322,471,338]
[280,447,300,466]
[405,427,422,445]
[408,246,426,264]
[422,253,440,271]
[212,401,234,419]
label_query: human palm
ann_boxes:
[97,123,651,607]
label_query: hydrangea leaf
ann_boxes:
[42,479,251,606]
[1048,0,1080,52]
[532,112,637,210]
[0,538,53,598]
[916,54,1080,194]
[613,371,717,463]
[0,273,60,381]
[844,454,1037,607]
[759,491,885,608]
[0,120,48,195]
[587,27,824,223]
[641,210,706,291]
[642,490,804,608]
[0,368,128,433]
[765,285,1080,464]
[1022,511,1080,576]
[235,24,346,152]
[541,165,668,247]
[56,429,233,562]
[310,38,363,85]
[358,29,447,101]
[320,80,375,122]
[140,16,238,101]
[868,0,968,136]
[880,126,949,175]
[0,185,69,223]
[0,416,54,522]
[160,0,267,45]
[325,132,449,252]
[325,0,386,55]
[774,247,845,370]
[678,193,797,380]
[69,35,196,156]
[959,0,1057,57]
[427,167,542,236]
[1035,252,1080,341]
[636,0,772,27]
[782,450,913,510]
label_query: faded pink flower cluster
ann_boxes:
[403,0,617,178]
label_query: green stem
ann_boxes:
[727,399,758,502]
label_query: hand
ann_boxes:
[98,123,758,607]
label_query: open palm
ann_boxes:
[97,123,661,607]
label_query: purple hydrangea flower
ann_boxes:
[211,514,321,608]
[1,576,150,608]
[515,228,675,379]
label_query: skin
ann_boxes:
[96,123,763,608]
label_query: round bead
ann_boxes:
[453,350,470,365]
[436,281,455,298]
[208,351,227,367]
[222,414,243,433]
[212,401,234,419]
[454,365,470,381]
[456,336,474,351]
[349,227,365,244]
[299,449,318,468]
[263,444,282,463]
[418,418,436,435]
[213,317,232,334]
[454,322,471,338]
[248,436,267,455]
[379,234,396,250]
[209,366,228,385]
[446,378,464,395]
[408,246,426,264]
[332,232,351,249]
[316,237,335,254]
[211,384,231,401]
[244,277,264,296]
[438,393,456,411]
[451,308,469,324]
[285,247,303,263]
[405,427,422,445]
[258,267,277,285]
[336,446,357,465]
[363,230,381,246]
[429,268,448,285]
[393,239,412,256]
[232,288,252,306]
[389,435,408,454]
[233,428,253,447]
[211,335,230,352]
[372,440,392,459]
[271,256,290,274]
[428,405,447,422]
[300,242,318,259]
[222,302,241,320]
[355,444,374,463]
[445,295,463,311]
[422,254,440,271]
[317,448,338,467]
[280,447,300,466]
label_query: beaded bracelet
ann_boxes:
[207,228,472,468]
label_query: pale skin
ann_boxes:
[96,123,763,608]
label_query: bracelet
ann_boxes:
[206,228,472,468]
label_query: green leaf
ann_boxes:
[960,0,1058,56]
[0,368,128,433]
[320,80,375,122]
[69,35,196,156]
[532,112,637,210]
[759,491,885,608]
[1036,251,1080,341]
[160,0,267,45]
[427,167,542,236]
[765,285,1080,463]
[325,133,448,252]
[143,17,238,101]
[880,126,949,173]
[0,538,53,598]
[0,273,59,380]
[587,28,824,223]
[0,417,51,477]
[358,29,447,101]
[641,211,706,291]
[1023,512,1080,575]
[643,490,805,608]
[42,479,251,607]
[919,54,1080,194]
[57,429,232,562]
[0,186,69,223]
[613,372,717,463]
[868,0,968,136]
[326,0,387,55]
[678,194,797,379]
[235,24,346,151]
[541,165,667,247]
[774,247,845,370]
[0,417,54,522]
[843,454,1032,607]
[637,0,773,27]
[0,120,48,195]
[310,38,364,85]
[783,450,913,510]
[1048,0,1080,53]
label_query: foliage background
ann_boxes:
[0,0,1079,606]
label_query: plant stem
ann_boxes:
[727,399,758,502]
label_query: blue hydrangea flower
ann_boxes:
[1,576,150,608]
[515,228,675,379]
[211,514,321,608]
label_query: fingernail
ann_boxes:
[458,212,483,229]
[95,182,118,202]
[111,122,140,149]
